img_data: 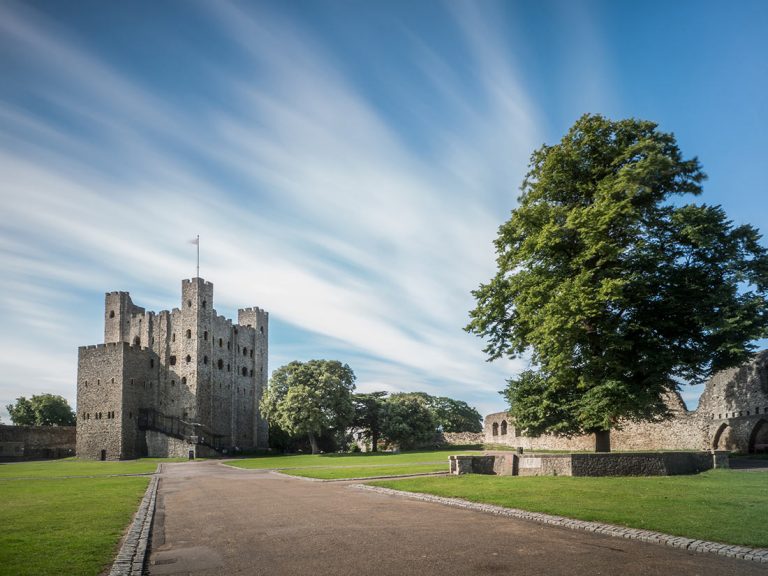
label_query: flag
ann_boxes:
[189,237,199,245]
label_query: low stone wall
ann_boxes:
[145,430,195,458]
[0,424,76,461]
[450,451,728,477]
[439,431,484,446]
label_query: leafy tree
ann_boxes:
[6,394,76,426]
[427,396,483,433]
[352,391,387,452]
[261,360,356,454]
[380,393,435,450]
[467,114,768,451]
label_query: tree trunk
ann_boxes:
[371,426,379,452]
[594,429,611,452]
[308,432,320,454]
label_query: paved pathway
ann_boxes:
[148,461,763,575]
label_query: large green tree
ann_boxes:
[352,391,388,452]
[6,394,76,426]
[380,393,436,450]
[467,114,768,451]
[261,360,356,454]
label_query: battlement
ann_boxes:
[182,277,214,288]
[79,342,130,351]
[106,291,130,297]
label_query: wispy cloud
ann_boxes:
[0,1,541,420]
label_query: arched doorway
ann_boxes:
[492,422,499,437]
[500,420,508,435]
[712,423,735,451]
[748,419,768,454]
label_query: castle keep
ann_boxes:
[76,278,269,460]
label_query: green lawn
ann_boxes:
[284,463,447,479]
[0,458,168,576]
[225,447,481,471]
[0,457,179,479]
[371,469,768,548]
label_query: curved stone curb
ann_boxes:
[273,470,448,483]
[109,473,160,575]
[354,484,768,564]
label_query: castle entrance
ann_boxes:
[748,419,768,453]
[100,449,106,461]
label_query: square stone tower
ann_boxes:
[76,278,269,460]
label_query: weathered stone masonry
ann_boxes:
[76,278,269,460]
[485,351,768,453]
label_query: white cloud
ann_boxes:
[0,1,543,422]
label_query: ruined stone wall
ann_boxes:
[484,352,768,453]
[437,431,485,446]
[0,424,75,460]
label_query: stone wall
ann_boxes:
[0,424,76,460]
[451,451,727,477]
[484,351,768,454]
[438,431,485,446]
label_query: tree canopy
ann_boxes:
[379,393,435,450]
[467,114,768,450]
[261,360,356,453]
[6,394,76,426]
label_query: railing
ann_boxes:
[137,408,225,452]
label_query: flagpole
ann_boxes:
[196,235,200,278]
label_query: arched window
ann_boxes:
[171,380,175,387]
[187,299,192,308]
[227,363,231,372]
[500,421,508,435]
[241,367,247,376]
[186,355,191,363]
[150,359,154,368]
[204,331,208,341]
[186,329,192,339]
[172,333,176,342]
[250,349,254,358]
[492,422,499,436]
[203,356,209,365]
[169,356,177,366]
[218,359,224,370]
[202,300,207,309]
[109,310,115,318]
[243,347,248,356]
[182,377,187,385]
[260,326,264,334]
[133,336,141,347]
[219,338,223,348]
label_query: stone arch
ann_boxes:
[492,422,499,436]
[132,336,140,347]
[748,419,768,454]
[712,422,734,450]
[500,420,508,435]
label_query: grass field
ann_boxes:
[225,447,481,474]
[371,469,768,548]
[0,457,179,479]
[284,463,447,479]
[0,459,165,576]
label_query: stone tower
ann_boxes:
[76,278,269,460]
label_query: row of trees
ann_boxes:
[262,360,482,453]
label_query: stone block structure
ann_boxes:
[0,424,76,461]
[484,351,768,454]
[76,277,269,460]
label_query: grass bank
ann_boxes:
[225,447,481,473]
[0,458,168,576]
[284,463,447,479]
[371,469,768,548]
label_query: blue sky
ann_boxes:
[1,0,767,422]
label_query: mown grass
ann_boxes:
[283,463,447,479]
[225,447,482,471]
[371,469,768,548]
[0,477,149,576]
[0,458,169,576]
[0,457,182,479]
